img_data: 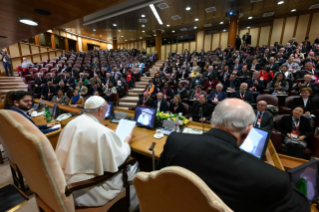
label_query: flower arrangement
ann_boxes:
[156,111,189,126]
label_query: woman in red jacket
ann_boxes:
[203,73,219,94]
[258,65,273,86]
[126,68,133,89]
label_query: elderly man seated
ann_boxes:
[293,74,318,94]
[90,74,102,85]
[153,92,168,112]
[55,96,139,211]
[189,93,213,122]
[246,71,264,94]
[16,57,35,73]
[75,81,88,96]
[207,83,227,108]
[254,100,274,130]
[137,91,153,108]
[75,73,88,85]
[231,83,254,104]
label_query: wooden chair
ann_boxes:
[0,110,136,212]
[133,166,233,212]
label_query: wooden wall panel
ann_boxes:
[66,33,71,38]
[11,58,21,71]
[270,18,284,45]
[21,43,31,55]
[53,29,60,35]
[142,41,146,50]
[56,50,62,56]
[25,56,32,62]
[33,54,41,63]
[0,62,4,73]
[146,47,151,54]
[60,31,66,37]
[204,34,212,52]
[212,33,220,50]
[220,32,229,49]
[78,37,83,52]
[196,31,204,51]
[31,46,39,54]
[295,14,310,43]
[250,28,259,47]
[40,47,48,52]
[171,44,177,52]
[41,53,48,61]
[8,43,20,57]
[151,47,155,54]
[190,42,196,52]
[183,42,189,52]
[282,16,297,44]
[49,52,56,59]
[259,26,271,46]
[72,35,77,40]
[177,43,183,53]
[161,46,165,60]
[309,13,319,42]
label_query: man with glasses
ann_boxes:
[254,100,273,130]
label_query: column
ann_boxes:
[50,34,56,49]
[112,39,118,50]
[64,38,69,51]
[34,35,40,46]
[227,16,238,48]
[155,30,162,60]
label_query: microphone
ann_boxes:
[199,106,205,133]
[149,142,156,171]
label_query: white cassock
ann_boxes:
[55,113,139,211]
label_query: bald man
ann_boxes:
[231,83,254,104]
[157,99,309,212]
[254,100,274,130]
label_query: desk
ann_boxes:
[33,99,82,114]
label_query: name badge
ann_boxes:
[291,130,299,139]
[257,118,261,127]
[260,77,264,81]
[289,67,293,70]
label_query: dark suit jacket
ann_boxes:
[177,72,189,80]
[291,97,317,115]
[207,91,227,102]
[137,97,154,108]
[169,102,185,114]
[153,100,168,112]
[254,110,274,130]
[248,63,262,71]
[157,128,309,212]
[276,115,313,147]
[231,91,254,104]
[293,81,318,94]
[161,87,174,97]
[268,63,279,73]
[41,86,56,100]
[34,77,46,86]
[223,79,241,91]
[11,107,57,134]
[189,101,213,121]
[246,78,264,92]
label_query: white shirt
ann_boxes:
[157,101,161,111]
[303,98,308,107]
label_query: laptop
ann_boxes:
[160,120,175,135]
[239,127,271,159]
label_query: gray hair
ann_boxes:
[211,99,255,134]
[253,71,260,76]
[216,83,223,89]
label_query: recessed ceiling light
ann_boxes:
[247,26,250,28]
[19,19,38,26]
[164,39,166,40]
[194,26,197,29]
[223,29,226,32]
[65,28,69,31]
[142,25,145,27]
[154,34,156,36]
[125,40,127,41]
[113,24,117,26]
[277,1,284,4]
[121,35,124,37]
[248,17,253,19]
[142,31,145,32]
[140,37,142,39]
[186,7,191,10]
[172,30,175,33]
[100,35,102,37]
[291,9,296,12]
[220,22,224,24]
[141,14,145,17]
[166,24,170,27]
[150,4,163,25]
[93,29,96,31]
[195,18,199,21]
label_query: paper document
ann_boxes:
[115,119,136,142]
[51,124,61,130]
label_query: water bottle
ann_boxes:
[175,120,180,133]
[45,105,52,123]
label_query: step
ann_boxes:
[0,82,26,86]
[130,88,144,93]
[0,76,23,80]
[136,81,149,85]
[119,96,139,102]
[119,102,137,107]
[115,106,129,110]
[0,85,28,90]
[135,84,146,88]
[128,92,139,96]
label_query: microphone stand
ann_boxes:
[149,142,156,171]
[199,106,205,133]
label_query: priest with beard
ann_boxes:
[55,96,139,211]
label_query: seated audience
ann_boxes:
[190,75,204,90]
[34,73,46,94]
[190,85,206,101]
[259,65,274,85]
[276,106,313,158]
[175,83,188,99]
[89,82,103,96]
[56,81,70,95]
[189,67,200,78]
[238,65,251,78]
[51,89,70,105]
[144,80,157,95]
[169,95,185,114]
[161,82,174,99]
[64,73,75,86]
[104,73,115,85]
[293,74,318,94]
[90,74,102,85]
[266,72,289,94]
[153,93,168,112]
[75,73,88,85]
[207,83,227,108]
[231,59,242,73]
[75,81,88,96]
[68,90,85,107]
[276,64,294,83]
[282,56,301,74]
[188,93,213,122]
[203,74,219,93]
[137,91,153,107]
[157,98,310,212]
[102,82,117,101]
[291,87,317,115]
[231,83,254,104]
[41,81,55,100]
[224,73,241,92]
[246,71,264,93]
[254,100,274,130]
[16,57,35,73]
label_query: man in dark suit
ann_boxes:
[137,91,153,108]
[188,93,213,122]
[291,87,317,115]
[34,73,46,94]
[157,98,309,212]
[11,91,57,134]
[231,82,254,104]
[41,81,56,100]
[248,58,262,71]
[246,71,264,93]
[254,100,274,130]
[189,75,204,90]
[293,74,319,94]
[267,57,279,73]
[56,81,70,96]
[207,83,227,109]
[60,50,68,58]
[153,93,168,112]
[223,73,241,92]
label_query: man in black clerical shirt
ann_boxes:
[188,93,213,122]
[157,99,309,212]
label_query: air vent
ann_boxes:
[204,23,212,27]
[309,4,319,9]
[139,19,147,23]
[263,12,274,17]
[180,28,188,31]
[239,13,244,18]
[171,15,181,20]
[145,35,152,38]
[157,3,169,9]
[104,29,112,31]
[205,7,216,13]
[250,0,263,3]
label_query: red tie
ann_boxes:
[240,93,244,99]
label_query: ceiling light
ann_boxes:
[142,31,145,32]
[277,1,284,4]
[291,9,296,12]
[140,37,142,39]
[65,28,69,31]
[125,40,127,41]
[195,18,199,21]
[172,30,175,33]
[19,19,38,26]
[113,24,117,26]
[186,7,191,10]
[154,34,156,36]
[149,4,163,25]
[248,17,253,19]
[247,26,250,28]
[118,30,121,32]
[121,35,124,37]
[223,29,226,32]
[142,25,145,27]
[166,24,170,27]
[100,35,102,37]
[220,22,224,24]
[194,26,197,29]
[141,14,145,17]
[164,39,166,40]
[93,29,96,31]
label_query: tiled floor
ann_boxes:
[0,161,39,212]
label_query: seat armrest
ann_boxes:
[65,156,136,196]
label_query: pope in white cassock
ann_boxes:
[55,96,139,211]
